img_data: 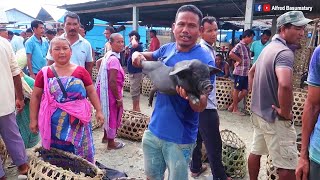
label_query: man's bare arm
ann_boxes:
[275,67,293,119]
[27,54,35,78]
[229,51,242,63]
[85,62,94,76]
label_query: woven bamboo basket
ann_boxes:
[216,78,234,110]
[0,137,8,166]
[293,25,317,88]
[28,147,104,180]
[142,76,154,96]
[221,129,246,178]
[292,88,307,126]
[245,88,307,124]
[92,66,98,82]
[124,73,130,92]
[297,133,302,155]
[117,110,150,141]
[244,91,252,115]
[266,155,279,180]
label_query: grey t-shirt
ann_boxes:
[251,35,294,122]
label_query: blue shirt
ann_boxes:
[25,35,49,74]
[46,34,93,66]
[127,43,143,74]
[149,42,215,144]
[250,40,270,64]
[307,46,320,164]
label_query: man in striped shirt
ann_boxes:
[228,29,255,115]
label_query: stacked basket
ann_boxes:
[117,110,150,141]
[124,73,130,92]
[216,78,234,110]
[244,88,307,125]
[141,76,154,96]
[292,88,307,126]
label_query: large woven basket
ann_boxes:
[216,78,234,110]
[292,88,307,126]
[141,76,154,96]
[221,129,246,178]
[117,110,150,141]
[0,137,8,166]
[293,26,316,88]
[28,147,104,180]
[124,73,130,92]
[266,155,279,180]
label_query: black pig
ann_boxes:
[141,59,221,106]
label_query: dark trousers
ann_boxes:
[310,159,320,180]
[190,109,228,180]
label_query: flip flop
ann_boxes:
[232,111,246,116]
[191,164,207,178]
[107,142,125,150]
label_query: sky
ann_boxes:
[0,0,92,17]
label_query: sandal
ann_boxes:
[191,164,207,178]
[107,142,125,150]
[227,105,233,112]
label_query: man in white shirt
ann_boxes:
[47,12,93,75]
[0,36,29,179]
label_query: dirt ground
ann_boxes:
[4,91,301,180]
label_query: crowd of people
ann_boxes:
[0,3,319,180]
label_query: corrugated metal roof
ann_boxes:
[0,10,8,24]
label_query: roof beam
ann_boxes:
[73,0,204,14]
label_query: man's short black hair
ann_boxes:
[262,29,271,36]
[242,29,255,38]
[150,30,157,35]
[31,19,44,30]
[216,54,224,60]
[8,31,14,36]
[57,27,64,32]
[175,4,203,25]
[201,16,217,26]
[26,28,33,33]
[46,29,56,35]
[129,30,140,41]
[64,12,80,23]
[105,26,115,34]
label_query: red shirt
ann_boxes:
[148,36,160,51]
[34,66,93,88]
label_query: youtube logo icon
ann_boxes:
[263,4,271,12]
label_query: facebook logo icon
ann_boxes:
[255,4,262,12]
